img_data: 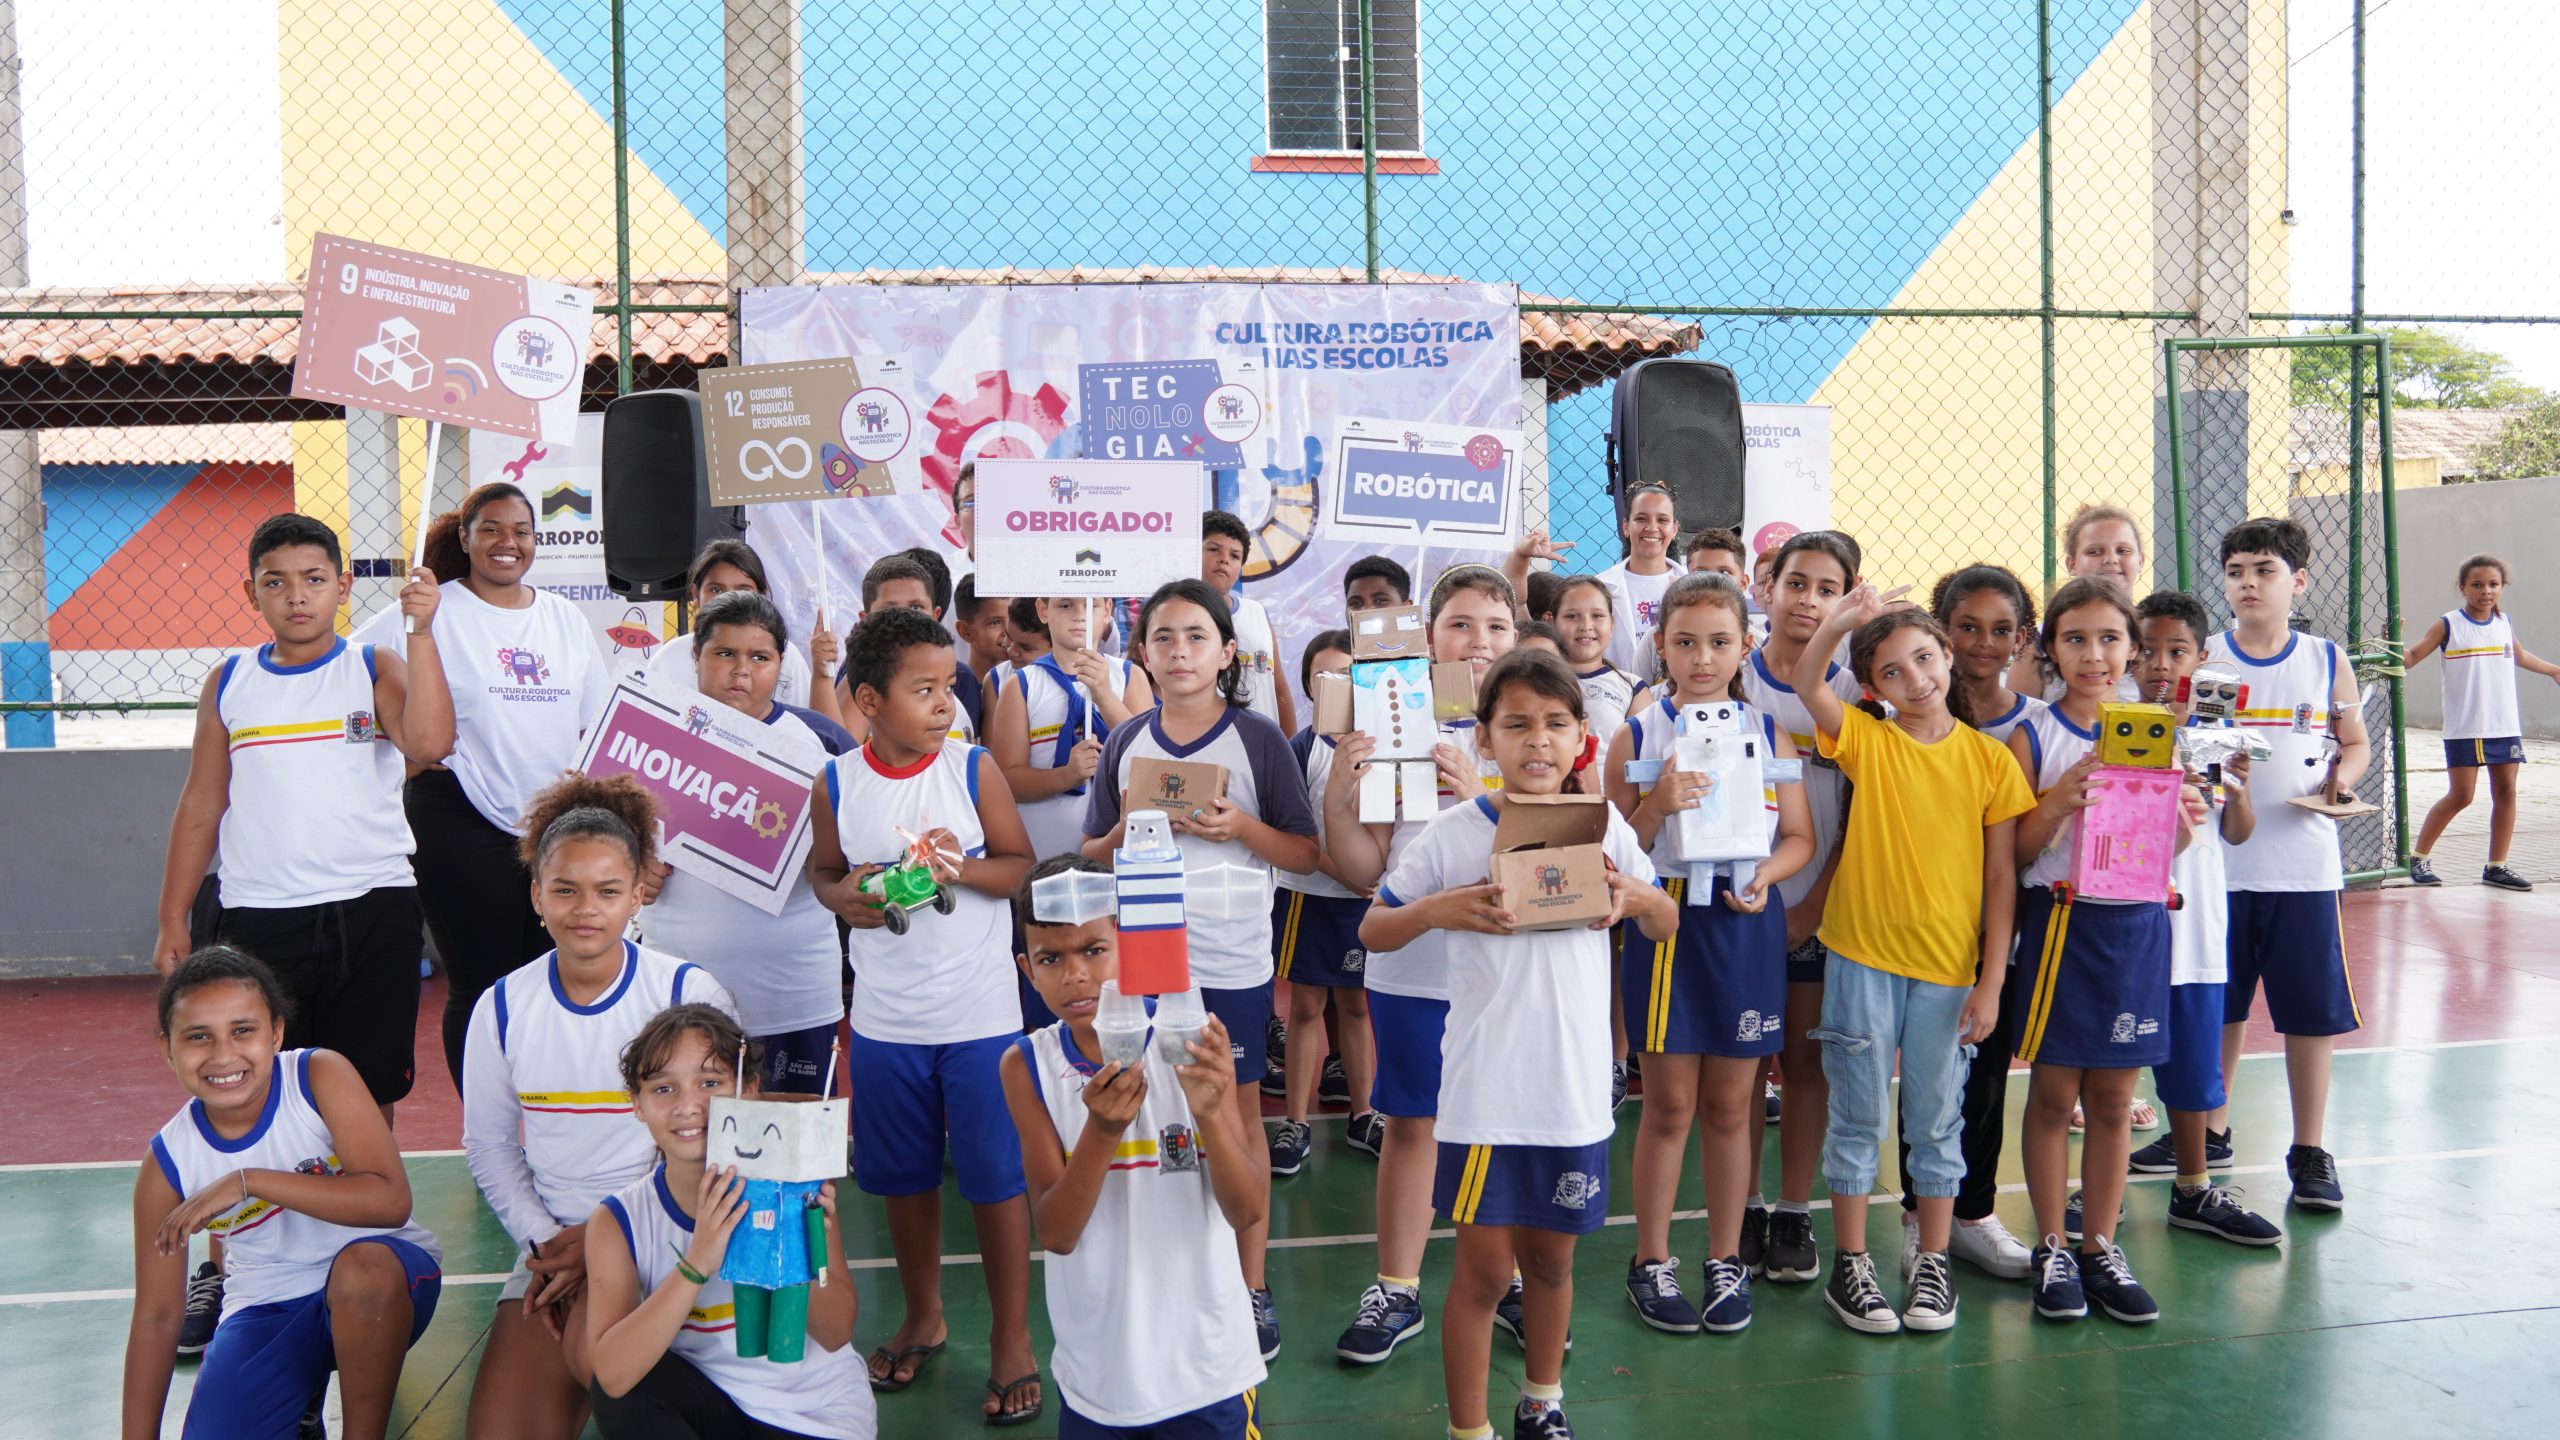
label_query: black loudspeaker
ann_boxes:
[601,389,743,600]
[1606,358,1747,535]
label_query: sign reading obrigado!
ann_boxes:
[971,458,1205,599]
[572,673,824,916]
[1320,415,1523,551]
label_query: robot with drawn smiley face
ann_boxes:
[707,1092,847,1362]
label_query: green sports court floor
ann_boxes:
[7,883,2556,1438]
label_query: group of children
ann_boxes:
[126,476,2541,1440]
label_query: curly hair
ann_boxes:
[845,605,956,702]
[419,483,532,585]
[517,772,661,875]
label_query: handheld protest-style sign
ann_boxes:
[1321,415,1524,552]
[699,357,922,506]
[709,1092,846,1363]
[971,458,1203,599]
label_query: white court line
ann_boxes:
[4,1140,2548,1307]
[4,1034,2554,1171]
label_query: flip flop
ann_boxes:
[985,1371,1044,1427]
[866,1341,945,1393]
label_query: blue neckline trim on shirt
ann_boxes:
[256,636,348,676]
[1148,704,1236,758]
[188,1052,286,1153]
[549,940,640,1016]
[2053,709,2098,742]
[653,1166,692,1231]
[2223,632,2300,668]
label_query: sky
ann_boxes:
[12,0,2558,390]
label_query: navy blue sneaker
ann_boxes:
[2287,1144,2345,1211]
[1698,1255,1753,1333]
[1610,1059,1630,1112]
[2031,1237,2087,1320]
[1762,1208,1820,1283]
[1494,1276,1572,1352]
[1318,1056,1350,1106]
[1334,1283,1424,1365]
[2167,1182,2284,1246]
[1626,1255,1700,1333]
[1251,1285,1280,1360]
[177,1260,222,1356]
[1738,1203,1769,1275]
[1268,1119,1312,1177]
[1345,1109,1385,1158]
[1514,1397,1576,1440]
[1261,1017,1288,1095]
[2077,1240,2159,1323]
[2060,1189,2124,1244]
[2129,1125,2235,1173]
[1764,1079,1782,1125]
[2407,856,2441,886]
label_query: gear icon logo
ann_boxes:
[751,802,789,839]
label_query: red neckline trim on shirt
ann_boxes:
[861,741,940,779]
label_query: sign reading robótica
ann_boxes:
[700,356,922,505]
[573,674,824,916]
[290,233,593,443]
[1319,415,1524,551]
[970,457,1204,599]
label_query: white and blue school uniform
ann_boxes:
[1011,652,1139,862]
[1362,721,1503,1119]
[2438,608,2525,767]
[1576,664,1640,751]
[2206,629,2361,1037]
[1013,1023,1266,1436]
[1272,729,1369,990]
[641,625,821,710]
[2155,720,2233,1114]
[2008,707,2174,1069]
[824,737,1024,1203]
[1382,797,1655,1234]
[1973,692,2048,747]
[1229,593,1286,731]
[150,1050,442,1440]
[599,1166,876,1439]
[1082,705,1319,1085]
[640,701,851,1093]
[1741,649,1865,982]
[461,942,733,1297]
[1617,697,1789,1057]
[1598,558,1683,679]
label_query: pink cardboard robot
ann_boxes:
[2067,701,2184,905]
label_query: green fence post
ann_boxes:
[2039,0,2057,591]
[611,0,634,395]
[2164,342,2190,591]
[2374,334,2407,865]
[1358,0,1378,282]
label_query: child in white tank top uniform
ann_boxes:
[990,595,1149,863]
[2403,555,2560,889]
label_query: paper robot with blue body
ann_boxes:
[1624,700,1803,903]
[710,1094,845,1362]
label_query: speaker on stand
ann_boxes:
[601,389,744,627]
[1605,358,1747,540]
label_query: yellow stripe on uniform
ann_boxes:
[1455,1144,1493,1224]
[2337,895,2362,1026]
[227,719,343,745]
[1242,1388,1261,1440]
[1647,879,1681,1051]
[1277,891,1304,980]
[516,1090,630,1107]
[2019,900,2073,1061]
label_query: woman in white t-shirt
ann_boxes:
[408,482,610,1091]
[638,540,845,728]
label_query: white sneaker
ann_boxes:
[1898,1211,1923,1283]
[1948,1214,2033,1281]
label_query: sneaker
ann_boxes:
[2061,1189,2124,1244]
[2077,1240,2159,1324]
[1251,1285,1280,1360]
[1625,1255,1701,1334]
[177,1260,223,1356]
[2030,1237,2087,1320]
[1948,1215,2033,1280]
[1763,1208,1819,1283]
[1514,1397,1576,1440]
[1737,1203,1769,1275]
[1268,1119,1312,1177]
[1823,1250,1900,1334]
[1318,1056,1350,1106]
[1610,1059,1630,1112]
[1698,1255,1753,1333]
[1345,1109,1386,1158]
[2407,855,2441,886]
[2167,1182,2284,1246]
[2287,1144,2346,1211]
[1764,1079,1783,1125]
[1901,1250,1958,1332]
[1492,1276,1570,1352]
[1897,1211,1922,1283]
[1334,1283,1424,1365]
[2484,864,2535,892]
[1261,1018,1288,1095]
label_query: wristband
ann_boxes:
[668,1242,710,1286]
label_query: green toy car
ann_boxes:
[859,856,957,936]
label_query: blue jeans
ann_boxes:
[1811,948,1974,1199]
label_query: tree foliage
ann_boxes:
[2289,324,2546,411]
[2470,396,2560,482]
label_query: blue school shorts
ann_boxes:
[755,1020,839,1096]
[848,1031,1025,1203]
[1273,888,1369,990]
[1622,876,1788,1057]
[1367,990,1449,1119]
[1060,1390,1258,1440]
[1786,933,1829,986]
[182,1235,440,1440]
[1434,1140,1612,1234]
[1202,981,1273,1085]
[2010,887,2173,1069]
[2223,890,2361,1037]
[2444,736,2525,769]
[2152,981,2229,1113]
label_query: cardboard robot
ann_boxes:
[1621,700,1804,903]
[708,1089,847,1362]
[1313,605,1477,823]
[2067,700,2185,905]
[1031,809,1264,1065]
[2172,666,2271,801]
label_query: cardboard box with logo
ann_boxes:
[1125,756,1229,821]
[1488,793,1617,931]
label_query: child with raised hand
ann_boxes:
[1365,649,1677,1440]
[1318,565,1521,1367]
[1270,629,1383,1174]
[461,774,739,1438]
[1079,578,1321,1362]
[1739,529,1868,1283]
[1604,574,1813,1336]
[1794,584,2036,1336]
[2127,590,2283,1247]
[641,539,844,727]
[2006,579,2204,1325]
[989,593,1153,861]
[582,1006,872,1439]
[2208,517,2369,1213]
[1552,575,1637,747]
[125,948,443,1440]
[1000,856,1269,1439]
[810,607,1042,1420]
[2404,553,2557,889]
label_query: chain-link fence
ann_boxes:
[6,0,2555,871]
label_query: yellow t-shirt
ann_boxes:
[1816,705,2037,987]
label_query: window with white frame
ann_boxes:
[1265,0,1424,155]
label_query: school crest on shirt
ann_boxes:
[1342,948,1366,974]
[1158,1122,1201,1174]
[1737,1008,1779,1044]
[2110,1012,2138,1044]
[1552,1172,1599,1210]
[343,710,378,743]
